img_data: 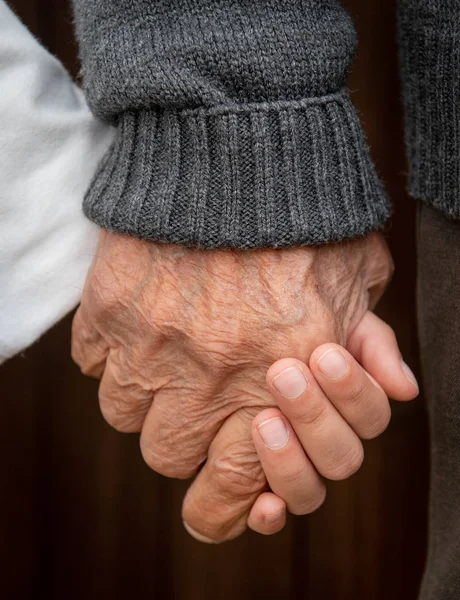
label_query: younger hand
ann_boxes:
[247,311,419,536]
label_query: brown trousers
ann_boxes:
[418,203,460,599]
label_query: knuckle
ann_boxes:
[185,525,224,544]
[71,315,107,377]
[70,339,80,364]
[181,507,247,545]
[281,464,311,486]
[101,385,150,418]
[78,361,98,378]
[382,322,397,344]
[376,253,394,286]
[99,401,142,433]
[98,380,152,433]
[71,342,105,377]
[327,445,364,481]
[386,256,395,280]
[218,382,274,414]
[344,382,368,408]
[290,486,327,516]
[71,308,86,344]
[293,397,329,428]
[140,441,199,479]
[181,519,228,545]
[212,451,266,498]
[361,405,391,440]
[91,263,132,315]
[70,340,87,374]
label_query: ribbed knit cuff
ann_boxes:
[83,89,391,249]
[402,73,460,219]
[399,4,460,220]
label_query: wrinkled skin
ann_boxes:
[72,230,393,542]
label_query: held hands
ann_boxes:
[72,229,407,543]
[247,311,418,536]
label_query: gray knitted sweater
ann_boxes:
[72,0,460,249]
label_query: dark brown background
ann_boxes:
[1,1,429,598]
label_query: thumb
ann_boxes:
[346,311,419,401]
[181,407,267,543]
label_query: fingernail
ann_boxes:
[401,360,419,391]
[317,349,348,380]
[271,366,307,399]
[183,521,217,544]
[258,417,289,450]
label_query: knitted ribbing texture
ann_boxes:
[398,0,460,219]
[73,0,391,249]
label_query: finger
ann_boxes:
[182,408,267,544]
[140,387,224,479]
[346,311,419,401]
[247,492,287,536]
[308,344,391,439]
[71,306,109,378]
[252,408,326,514]
[266,359,364,481]
[140,370,273,480]
[98,350,153,433]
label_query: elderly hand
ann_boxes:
[72,229,393,542]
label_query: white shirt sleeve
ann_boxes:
[0,1,115,364]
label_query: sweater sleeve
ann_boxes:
[398,0,460,220]
[72,0,391,249]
